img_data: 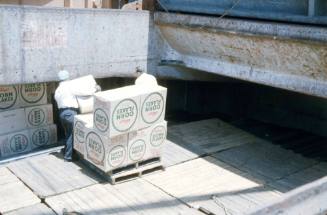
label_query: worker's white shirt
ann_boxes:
[55,80,96,109]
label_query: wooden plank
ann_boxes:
[46,184,139,215]
[269,162,327,193]
[4,203,55,215]
[162,139,201,167]
[7,154,102,198]
[111,179,203,215]
[0,168,40,213]
[144,156,281,215]
[0,168,19,185]
[212,141,318,181]
[168,119,258,155]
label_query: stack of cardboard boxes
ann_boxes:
[0,0,116,9]
[74,84,167,173]
[0,83,57,159]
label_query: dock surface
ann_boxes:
[0,118,326,214]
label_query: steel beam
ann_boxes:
[248,176,327,215]
[155,12,327,98]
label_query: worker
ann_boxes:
[55,70,100,162]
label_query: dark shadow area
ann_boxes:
[159,78,327,161]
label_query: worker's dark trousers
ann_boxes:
[59,108,78,161]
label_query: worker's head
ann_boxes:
[58,70,70,81]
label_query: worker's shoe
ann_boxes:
[64,158,72,162]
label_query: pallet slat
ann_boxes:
[79,154,164,184]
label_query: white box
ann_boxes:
[0,108,27,135]
[84,128,128,173]
[73,114,93,156]
[77,96,94,114]
[25,104,53,128]
[147,121,167,158]
[138,85,167,129]
[127,129,147,164]
[19,83,47,107]
[127,121,167,164]
[93,86,140,137]
[0,129,31,159]
[19,0,65,7]
[64,0,86,8]
[0,85,20,111]
[29,124,57,150]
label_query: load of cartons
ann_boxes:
[0,83,57,159]
[74,83,167,176]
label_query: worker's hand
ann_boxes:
[95,84,101,92]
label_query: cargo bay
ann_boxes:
[0,1,327,214]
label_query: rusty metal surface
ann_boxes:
[155,12,327,98]
[0,5,156,85]
[157,0,327,25]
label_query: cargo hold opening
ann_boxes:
[47,75,327,163]
[159,77,327,159]
[155,75,327,196]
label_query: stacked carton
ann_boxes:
[0,83,57,159]
[74,84,167,173]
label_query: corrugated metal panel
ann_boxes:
[158,0,327,25]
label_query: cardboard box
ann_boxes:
[19,83,47,107]
[127,121,167,164]
[73,114,93,155]
[84,127,128,173]
[77,96,94,114]
[20,0,65,7]
[0,0,65,6]
[127,128,147,163]
[0,129,31,159]
[25,104,53,128]
[29,124,57,150]
[0,85,20,111]
[147,120,167,158]
[0,108,27,135]
[0,0,20,5]
[64,0,86,8]
[94,86,140,137]
[138,85,167,129]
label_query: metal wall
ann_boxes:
[158,0,327,25]
[155,12,327,98]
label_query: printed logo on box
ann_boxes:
[150,125,166,147]
[108,145,126,167]
[10,134,29,153]
[28,108,45,126]
[74,121,85,143]
[20,83,45,103]
[0,86,18,110]
[141,93,164,124]
[86,132,105,165]
[94,108,109,132]
[112,99,138,132]
[32,128,50,146]
[129,139,146,161]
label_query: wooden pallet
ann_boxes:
[77,152,164,185]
